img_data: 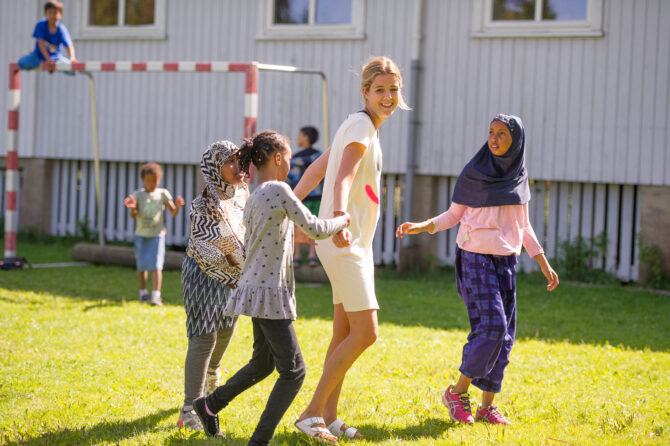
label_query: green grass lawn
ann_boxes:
[0,242,668,445]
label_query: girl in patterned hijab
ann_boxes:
[178,140,248,431]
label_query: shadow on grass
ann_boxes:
[1,264,669,352]
[6,407,179,446]
[265,418,452,444]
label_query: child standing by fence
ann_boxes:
[396,114,559,425]
[192,130,350,445]
[124,162,184,306]
[286,125,323,267]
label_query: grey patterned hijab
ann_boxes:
[186,141,247,286]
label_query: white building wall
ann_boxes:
[0,0,411,173]
[1,0,669,185]
[419,0,670,185]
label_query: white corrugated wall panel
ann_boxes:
[418,0,670,186]
[2,0,669,186]
[6,0,412,172]
[0,0,40,158]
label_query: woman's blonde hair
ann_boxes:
[360,56,410,110]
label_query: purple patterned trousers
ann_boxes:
[455,247,517,393]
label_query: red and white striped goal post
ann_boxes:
[3,61,262,261]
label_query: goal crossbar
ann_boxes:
[4,60,263,260]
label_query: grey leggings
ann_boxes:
[183,321,237,408]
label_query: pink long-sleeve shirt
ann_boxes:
[429,202,544,258]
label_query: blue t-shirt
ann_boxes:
[31,19,73,61]
[286,147,323,201]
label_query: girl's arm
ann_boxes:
[396,203,466,238]
[123,194,138,218]
[279,183,349,239]
[521,203,559,291]
[294,147,330,201]
[395,219,433,238]
[166,195,185,216]
[534,252,559,291]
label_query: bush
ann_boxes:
[638,238,670,290]
[556,232,617,284]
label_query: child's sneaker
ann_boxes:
[177,407,204,431]
[139,290,150,303]
[441,385,475,424]
[192,397,224,438]
[475,406,511,425]
[205,367,221,395]
[149,291,163,306]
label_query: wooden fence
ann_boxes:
[36,160,640,281]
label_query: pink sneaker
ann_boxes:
[475,406,511,425]
[441,385,474,424]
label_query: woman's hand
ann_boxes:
[332,228,352,248]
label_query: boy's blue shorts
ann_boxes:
[134,235,165,271]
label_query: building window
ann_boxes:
[260,0,365,40]
[472,0,603,37]
[76,0,166,39]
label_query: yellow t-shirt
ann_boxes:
[132,188,172,237]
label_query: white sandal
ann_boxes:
[328,418,361,438]
[295,417,338,443]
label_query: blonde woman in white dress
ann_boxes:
[293,56,409,442]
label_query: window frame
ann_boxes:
[472,0,603,38]
[75,0,166,40]
[258,0,365,41]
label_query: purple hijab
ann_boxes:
[451,114,530,208]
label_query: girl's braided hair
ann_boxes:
[237,130,289,174]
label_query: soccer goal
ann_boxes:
[3,61,329,265]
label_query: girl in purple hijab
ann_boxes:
[396,114,559,425]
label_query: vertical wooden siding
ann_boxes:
[49,160,640,281]
[49,160,199,246]
[419,0,670,186]
[1,0,667,185]
[0,0,411,173]
[432,177,640,281]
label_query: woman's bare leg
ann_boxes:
[298,308,377,424]
[322,304,350,424]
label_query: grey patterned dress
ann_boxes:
[223,181,348,320]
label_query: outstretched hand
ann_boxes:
[175,195,185,208]
[395,221,425,238]
[123,195,137,209]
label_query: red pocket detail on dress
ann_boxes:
[365,184,379,204]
